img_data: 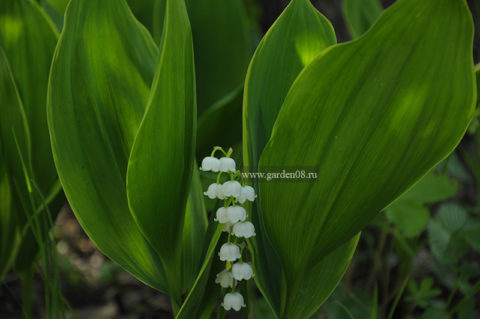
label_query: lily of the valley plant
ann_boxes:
[1,0,469,317]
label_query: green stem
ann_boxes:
[386,277,408,319]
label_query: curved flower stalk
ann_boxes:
[201,146,257,312]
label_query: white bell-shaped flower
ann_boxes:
[219,243,241,261]
[226,206,247,224]
[223,292,246,311]
[237,185,256,204]
[222,181,242,198]
[204,183,220,199]
[232,221,256,238]
[219,157,236,172]
[200,156,220,172]
[215,270,233,288]
[232,262,254,281]
[214,207,230,224]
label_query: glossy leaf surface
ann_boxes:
[48,0,167,290]
[126,0,195,296]
[242,0,337,315]
[259,0,475,306]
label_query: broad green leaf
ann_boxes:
[185,0,251,115]
[126,0,195,298]
[175,225,222,319]
[259,0,475,310]
[47,0,167,291]
[0,0,65,272]
[461,220,480,252]
[428,205,469,264]
[242,0,336,315]
[0,0,58,196]
[386,202,430,238]
[342,0,383,39]
[385,172,457,238]
[283,235,359,318]
[436,204,467,233]
[180,165,208,291]
[244,0,336,168]
[393,172,458,205]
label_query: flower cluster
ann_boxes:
[201,147,256,312]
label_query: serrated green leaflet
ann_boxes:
[258,0,475,308]
[47,0,167,291]
[242,0,336,316]
[342,0,383,39]
[126,0,195,300]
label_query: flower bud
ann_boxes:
[222,292,246,311]
[219,157,236,172]
[214,207,230,224]
[222,181,242,198]
[232,262,254,281]
[200,156,220,172]
[227,206,247,224]
[232,221,256,238]
[219,243,241,262]
[215,270,233,288]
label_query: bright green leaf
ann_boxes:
[126,0,195,299]
[47,0,167,291]
[386,202,430,238]
[283,235,359,318]
[258,0,474,310]
[393,172,458,205]
[242,0,336,315]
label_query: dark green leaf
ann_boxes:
[0,0,58,196]
[386,202,429,238]
[342,0,383,39]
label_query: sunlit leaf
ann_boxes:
[258,0,474,314]
[47,0,167,291]
[126,0,195,300]
[242,0,336,315]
